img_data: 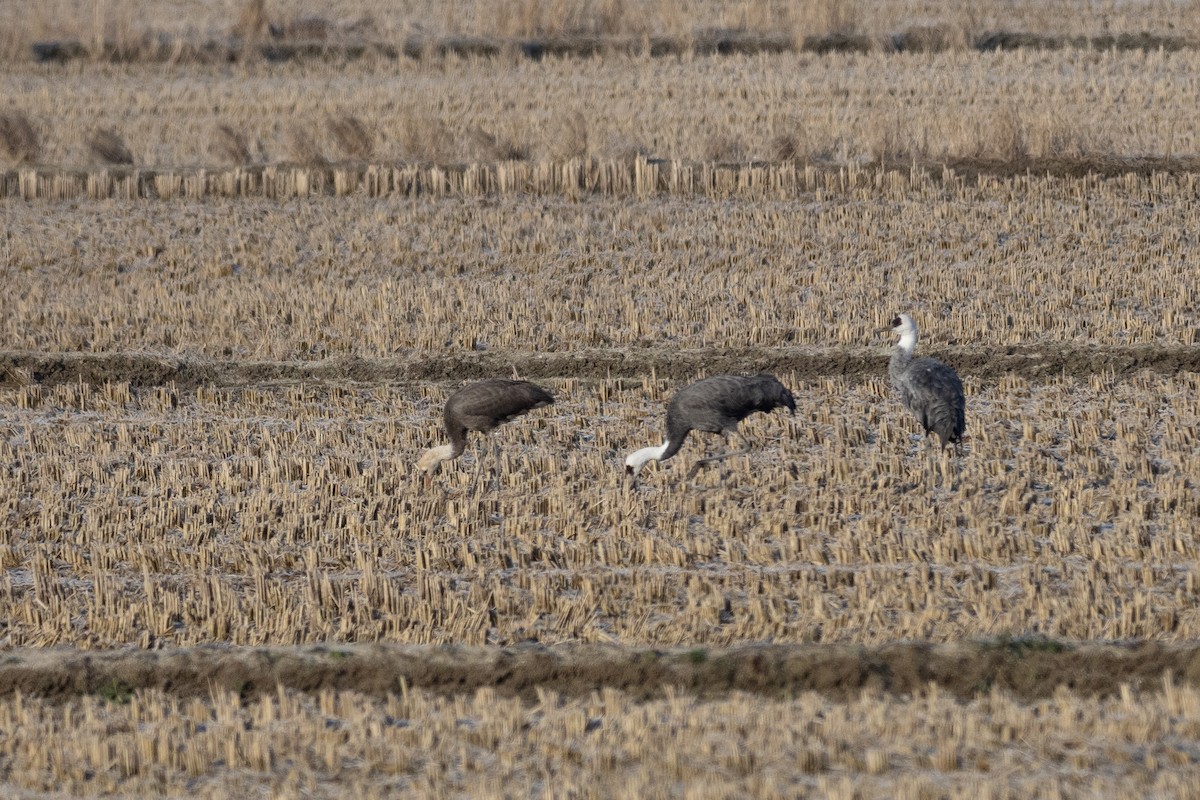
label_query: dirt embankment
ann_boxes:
[1,345,1197,390]
[3,640,1198,704]
[25,30,1196,67]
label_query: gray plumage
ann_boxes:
[418,379,554,472]
[625,374,796,476]
[879,314,965,448]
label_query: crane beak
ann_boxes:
[624,463,642,488]
[872,323,896,334]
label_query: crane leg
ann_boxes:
[489,442,502,492]
[688,432,753,478]
[468,449,485,497]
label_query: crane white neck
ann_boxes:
[896,328,917,355]
[626,442,670,475]
[417,444,455,472]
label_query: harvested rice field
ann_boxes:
[3,0,1200,796]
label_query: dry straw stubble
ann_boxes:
[3,175,1200,359]
[86,127,134,165]
[328,115,375,161]
[286,124,327,166]
[1,678,1200,798]
[0,112,38,165]
[2,369,1200,649]
[210,124,254,165]
[4,48,1200,171]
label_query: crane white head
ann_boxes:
[625,442,670,477]
[417,444,454,473]
[875,313,918,353]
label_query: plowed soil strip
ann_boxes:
[5,641,1199,703]
[24,30,1196,66]
[2,345,1197,390]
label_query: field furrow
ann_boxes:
[4,343,1200,389]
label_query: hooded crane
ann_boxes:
[875,313,965,450]
[417,379,554,475]
[625,374,795,479]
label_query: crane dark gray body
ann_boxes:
[625,374,796,477]
[418,379,554,472]
[879,314,965,448]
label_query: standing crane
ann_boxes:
[417,379,555,484]
[625,374,796,480]
[875,313,965,451]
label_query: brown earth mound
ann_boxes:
[2,344,1197,390]
[26,30,1194,65]
[4,640,1198,704]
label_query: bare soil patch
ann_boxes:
[3,344,1197,391]
[4,640,1198,704]
[22,30,1196,66]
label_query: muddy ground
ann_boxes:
[3,343,1197,390]
[3,640,1197,704]
[24,30,1197,67]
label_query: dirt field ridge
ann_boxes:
[2,345,1197,390]
[8,158,1200,201]
[3,640,1198,704]
[21,30,1197,67]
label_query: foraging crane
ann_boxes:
[625,374,796,479]
[417,379,554,474]
[875,314,965,450]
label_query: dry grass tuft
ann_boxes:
[0,112,38,165]
[286,124,327,166]
[0,362,30,387]
[768,120,808,162]
[985,108,1029,161]
[468,126,530,161]
[550,111,589,160]
[231,0,269,39]
[703,132,748,162]
[891,23,970,52]
[872,116,932,163]
[86,127,133,165]
[500,0,637,38]
[328,115,374,161]
[795,0,861,37]
[210,124,253,165]
[397,117,455,163]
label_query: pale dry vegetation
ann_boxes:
[0,113,39,166]
[2,679,1200,798]
[4,5,1200,793]
[85,127,134,165]
[1,366,1199,647]
[3,48,1200,170]
[209,123,254,166]
[2,176,1199,359]
[2,0,1198,64]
